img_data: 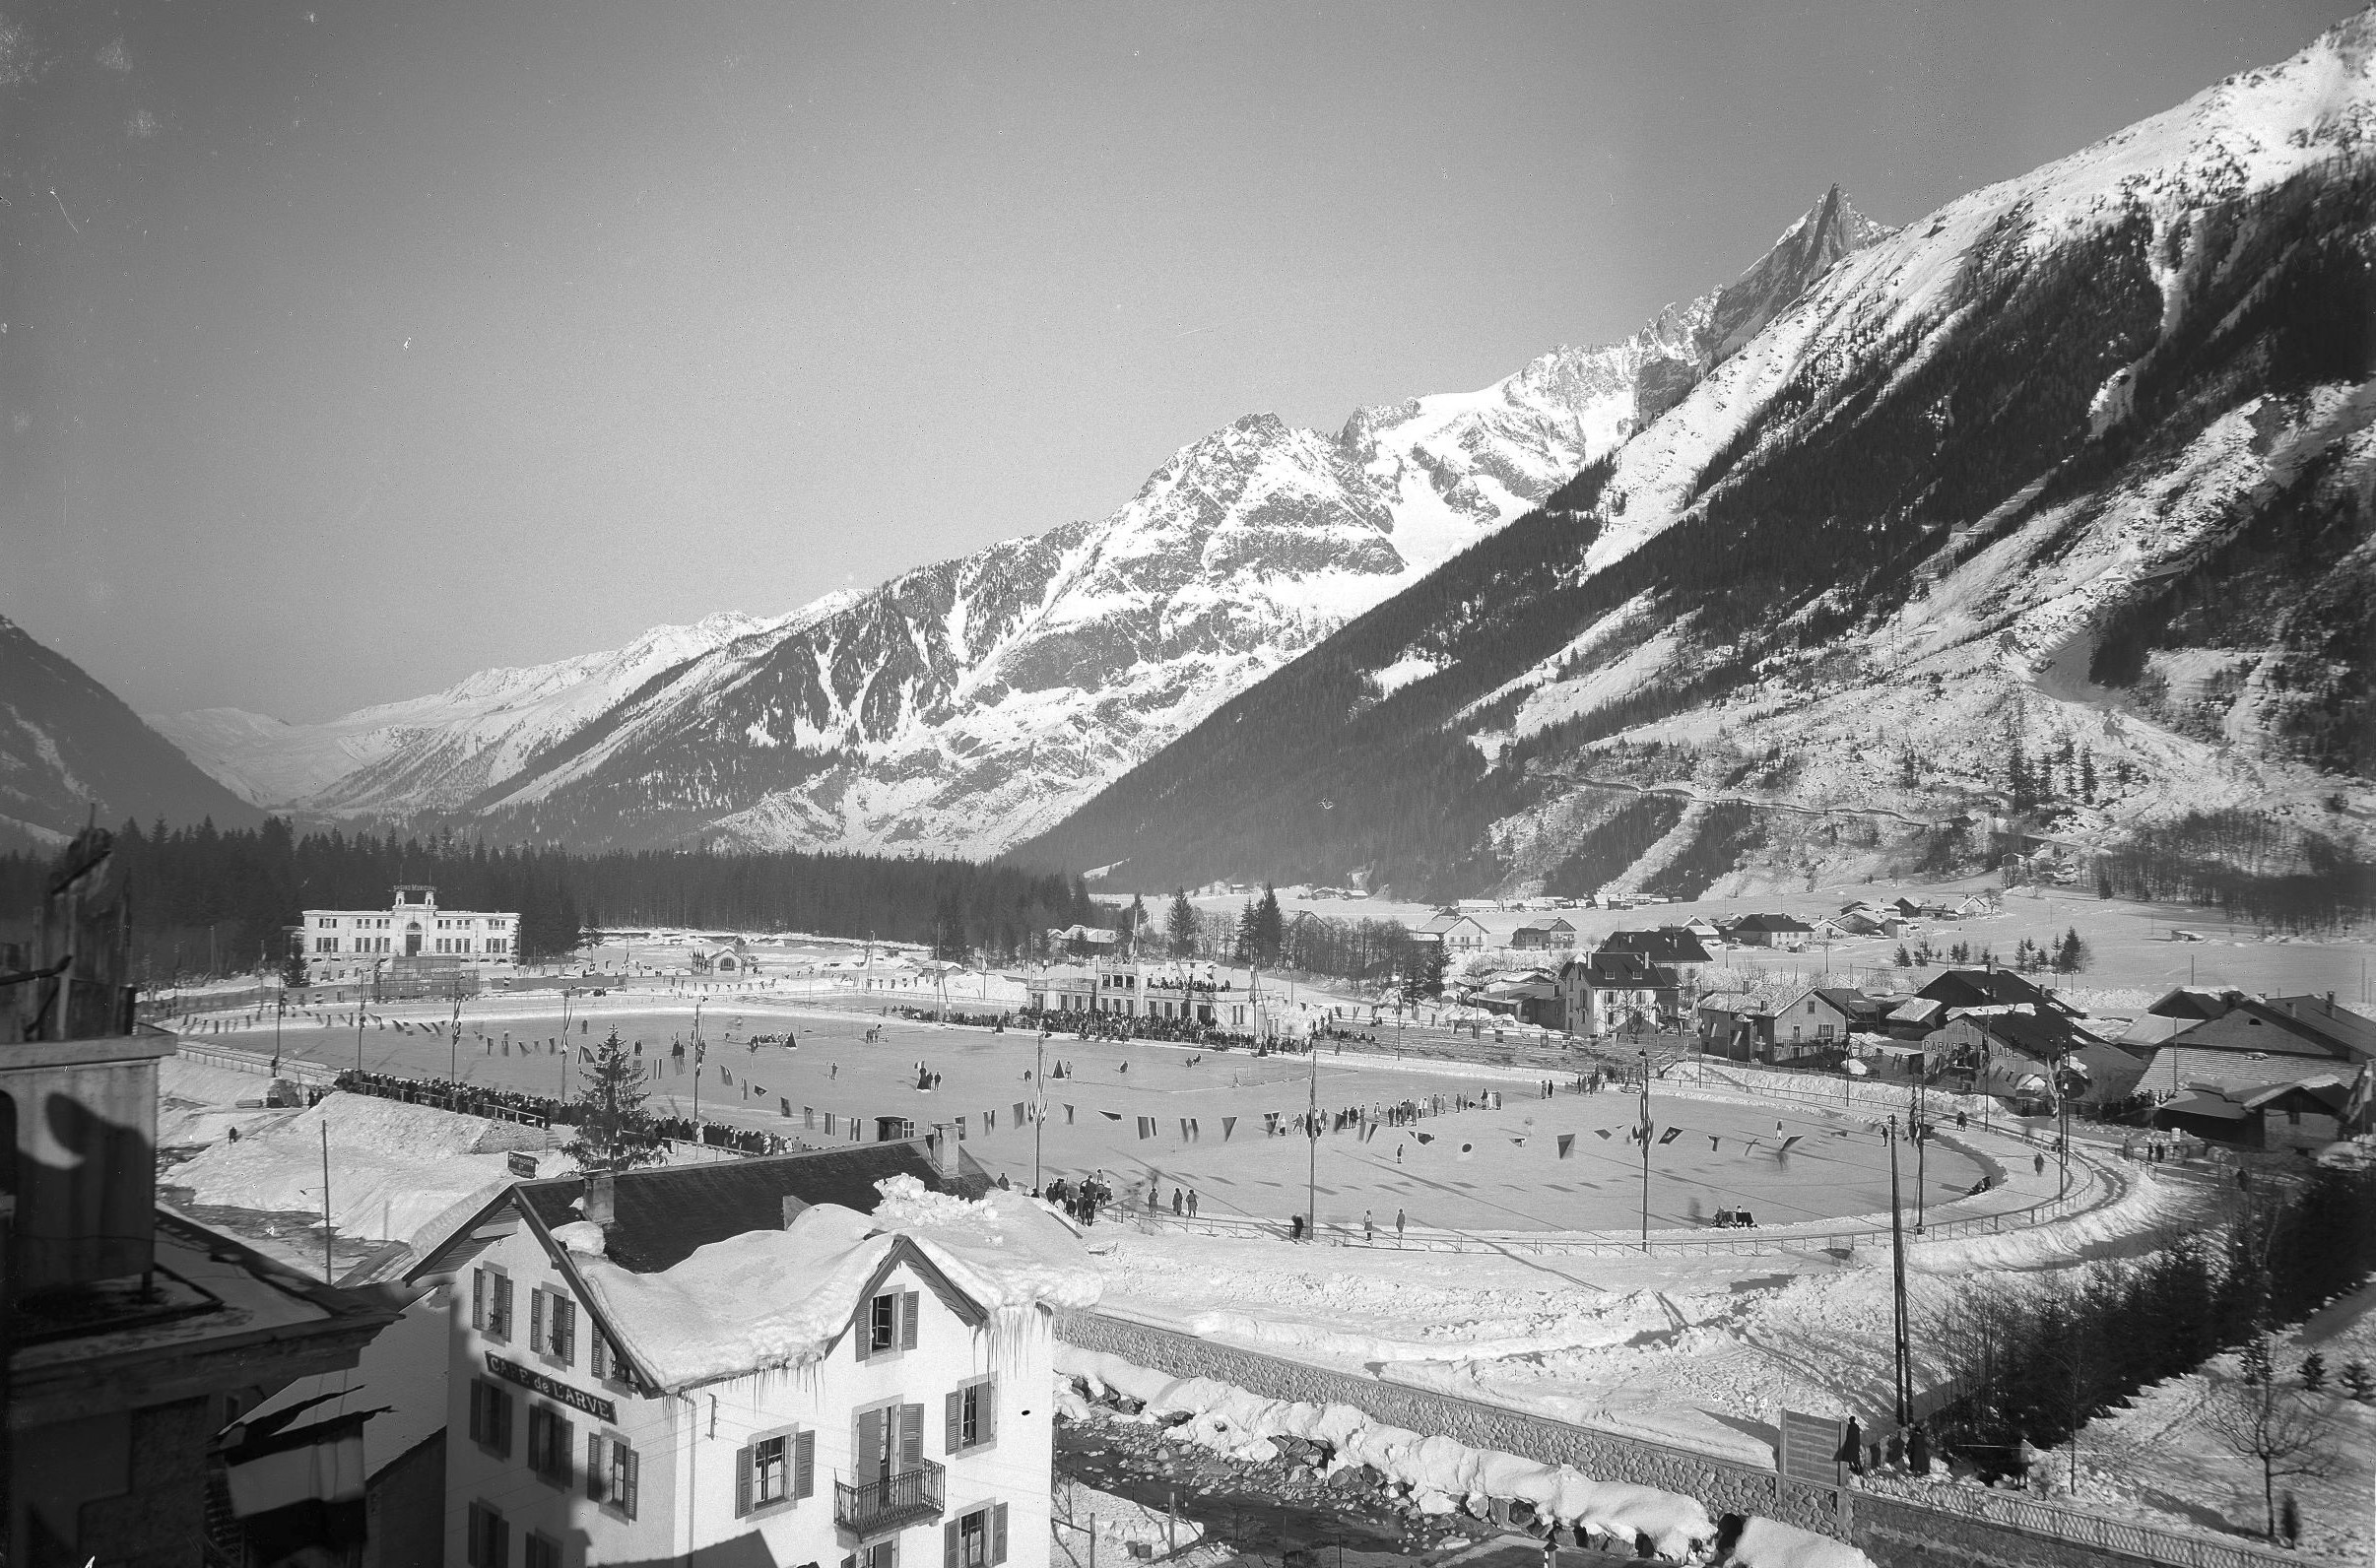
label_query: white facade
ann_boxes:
[302,884,517,972]
[444,1209,1054,1568]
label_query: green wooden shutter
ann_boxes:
[472,1269,486,1331]
[857,1407,886,1480]
[991,1502,1008,1564]
[467,1382,484,1444]
[529,1289,545,1353]
[899,1289,919,1350]
[555,1414,573,1485]
[735,1444,754,1516]
[586,1433,604,1500]
[898,1404,923,1470]
[945,1390,962,1454]
[943,1520,959,1568]
[983,1376,996,1445]
[493,1390,512,1456]
[623,1445,639,1519]
[792,1430,815,1499]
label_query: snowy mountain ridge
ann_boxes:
[1020,10,2376,899]
[161,189,1887,851]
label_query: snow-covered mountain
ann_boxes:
[165,191,1886,851]
[153,611,790,812]
[1023,11,2376,900]
[0,617,262,846]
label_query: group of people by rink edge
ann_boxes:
[328,1069,809,1156]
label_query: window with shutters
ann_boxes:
[465,1501,508,1568]
[946,1375,996,1455]
[734,1424,815,1517]
[474,1267,512,1341]
[947,1503,1009,1568]
[526,1405,573,1487]
[546,1292,577,1367]
[860,1287,919,1359]
[587,1433,640,1520]
[467,1379,515,1458]
[523,1532,561,1568]
[845,1541,898,1568]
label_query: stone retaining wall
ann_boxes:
[1054,1310,2288,1568]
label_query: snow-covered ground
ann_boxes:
[2029,1283,2376,1565]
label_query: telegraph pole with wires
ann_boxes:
[1305,1014,1319,1240]
[1887,1117,1914,1427]
[1033,1030,1046,1193]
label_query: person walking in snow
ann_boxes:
[1185,1189,1197,1218]
[1363,1210,1375,1245]
[1171,1187,1183,1215]
[2033,1151,2046,1177]
[1395,1208,1406,1244]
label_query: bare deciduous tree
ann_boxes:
[2202,1338,2335,1542]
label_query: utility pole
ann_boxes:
[1913,1075,1928,1231]
[1638,1048,1653,1251]
[1033,1031,1046,1193]
[1305,1018,1319,1241]
[449,995,462,1089]
[1888,1118,1913,1427]
[320,1121,334,1284]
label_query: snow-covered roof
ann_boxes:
[571,1180,1100,1392]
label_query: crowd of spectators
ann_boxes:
[328,1068,817,1158]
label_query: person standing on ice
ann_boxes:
[1363,1210,1375,1244]
[1185,1189,1197,1218]
[1395,1208,1406,1243]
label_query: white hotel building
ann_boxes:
[299,884,519,979]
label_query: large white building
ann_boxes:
[418,1148,1095,1568]
[300,884,518,976]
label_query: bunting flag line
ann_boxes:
[1594,1128,1612,1140]
[1778,1135,1803,1153]
[1556,1134,1574,1159]
[1180,1118,1192,1143]
[1013,1101,1027,1127]
[825,1113,836,1134]
[1658,1126,1682,1145]
[1065,1105,1076,1125]
[1414,1132,1434,1144]
[780,1097,792,1118]
[1221,1116,1236,1141]
[985,1109,998,1131]
[804,1106,815,1128]
[1100,1110,1121,1122]
[1136,1116,1156,1140]
[1709,1136,1722,1151]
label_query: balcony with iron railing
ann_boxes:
[835,1460,945,1535]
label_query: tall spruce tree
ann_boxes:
[1253,882,1285,966]
[1165,888,1197,957]
[565,1028,664,1173]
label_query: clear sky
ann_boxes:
[0,0,2360,722]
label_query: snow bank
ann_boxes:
[1057,1346,1716,1557]
[580,1178,1102,1393]
[1720,1516,1876,1568]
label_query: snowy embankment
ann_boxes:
[165,1090,569,1247]
[1056,1347,1874,1565]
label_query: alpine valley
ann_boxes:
[154,185,1893,856]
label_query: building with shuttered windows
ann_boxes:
[424,1143,1089,1568]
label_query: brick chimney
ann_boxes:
[584,1170,616,1227]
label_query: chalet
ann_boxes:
[1923,1009,2141,1107]
[2145,987,2244,1022]
[2154,1077,2354,1152]
[1046,925,1120,951]
[1509,918,1577,951]
[1770,986,1889,1058]
[1681,916,1724,942]
[1696,989,1779,1061]
[420,1146,1087,1568]
[1728,914,1815,950]
[1476,975,1563,1028]
[1415,913,1490,953]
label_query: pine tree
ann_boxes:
[565,1029,664,1173]
[2079,748,2097,804]
[1894,943,1913,968]
[1126,893,1147,952]
[1165,888,1198,957]
[1254,882,1285,967]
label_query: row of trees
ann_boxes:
[1927,1166,2376,1539]
[0,818,1115,978]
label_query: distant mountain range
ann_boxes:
[0,616,261,847]
[151,186,1888,852]
[1019,10,2376,900]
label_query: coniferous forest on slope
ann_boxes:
[1015,162,2376,911]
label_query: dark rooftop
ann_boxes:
[1599,928,1714,964]
[1918,967,2077,1015]
[515,1142,949,1274]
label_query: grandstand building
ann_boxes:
[298,884,519,989]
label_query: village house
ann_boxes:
[1508,917,1577,951]
[1725,913,1815,950]
[1768,985,1884,1059]
[2147,1054,2358,1152]
[1415,913,1490,953]
[1923,1009,2140,1108]
[1557,949,1682,1038]
[1599,927,1715,974]
[1915,967,2082,1018]
[423,1149,1091,1568]
[1696,988,1780,1060]
[2162,992,2375,1066]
